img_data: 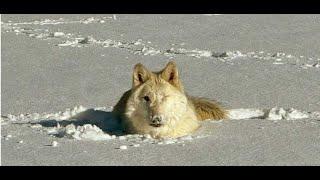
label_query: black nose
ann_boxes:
[152,116,162,124]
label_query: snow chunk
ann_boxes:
[141,47,161,56]
[164,140,176,144]
[51,141,58,147]
[58,40,79,47]
[82,17,95,24]
[284,108,309,120]
[50,32,65,37]
[6,134,13,138]
[118,136,127,140]
[224,51,246,59]
[65,124,77,134]
[68,124,114,141]
[265,107,287,120]
[310,112,320,119]
[46,128,62,135]
[265,107,309,120]
[31,124,42,129]
[119,145,127,150]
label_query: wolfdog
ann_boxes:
[113,61,228,138]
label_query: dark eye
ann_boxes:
[143,96,150,102]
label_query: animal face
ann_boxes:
[125,61,189,131]
[131,80,188,128]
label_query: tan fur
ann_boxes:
[112,61,228,138]
[188,96,228,120]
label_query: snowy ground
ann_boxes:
[1,14,320,165]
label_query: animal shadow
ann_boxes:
[32,109,125,136]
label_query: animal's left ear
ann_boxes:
[161,61,181,88]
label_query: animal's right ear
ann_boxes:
[132,63,150,88]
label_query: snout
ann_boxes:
[150,115,164,127]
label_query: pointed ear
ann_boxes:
[132,63,150,88]
[161,61,181,89]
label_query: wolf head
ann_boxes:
[124,61,193,136]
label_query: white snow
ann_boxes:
[58,40,80,47]
[141,47,161,56]
[228,107,312,121]
[6,135,13,138]
[3,105,87,123]
[166,48,213,58]
[263,107,310,120]
[163,139,177,144]
[119,145,127,150]
[285,108,310,120]
[51,141,58,147]
[66,124,115,141]
[82,17,95,24]
[265,107,287,120]
[301,63,320,69]
[310,112,320,119]
[143,134,152,139]
[118,136,127,140]
[178,135,193,141]
[46,128,61,135]
[31,124,42,128]
[132,144,140,147]
[65,124,76,134]
[51,32,65,37]
[224,51,245,59]
[228,109,265,120]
